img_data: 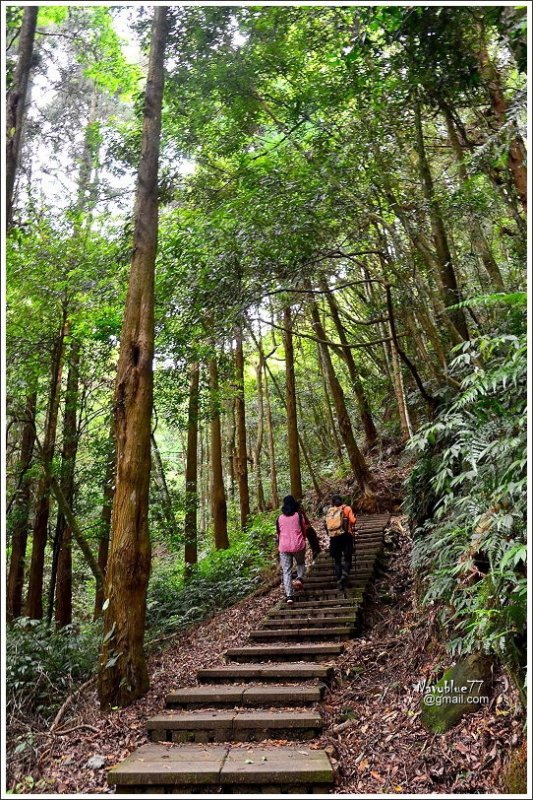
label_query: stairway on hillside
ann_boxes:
[108,513,390,794]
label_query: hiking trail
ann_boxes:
[107,514,389,794]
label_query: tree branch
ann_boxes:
[249,315,401,350]
[385,284,440,412]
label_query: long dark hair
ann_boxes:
[281,494,299,516]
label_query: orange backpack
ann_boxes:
[325,505,346,537]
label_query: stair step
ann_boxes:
[197,663,334,682]
[310,562,376,569]
[310,564,376,575]
[305,573,372,583]
[302,587,362,595]
[301,582,368,591]
[108,743,334,793]
[303,592,364,602]
[314,535,383,550]
[224,643,343,662]
[148,710,323,742]
[166,684,323,707]
[267,606,356,619]
[310,557,378,569]
[261,616,355,629]
[250,627,353,641]
[272,597,360,609]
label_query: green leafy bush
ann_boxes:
[147,512,277,635]
[6,618,101,720]
[405,293,526,691]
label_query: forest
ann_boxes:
[4,3,528,796]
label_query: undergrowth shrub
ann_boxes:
[147,512,277,635]
[405,293,526,695]
[6,618,101,722]
[6,512,278,727]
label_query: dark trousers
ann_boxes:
[329,533,354,581]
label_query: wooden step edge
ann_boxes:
[107,743,334,790]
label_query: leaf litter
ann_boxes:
[7,507,524,794]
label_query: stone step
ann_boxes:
[310,556,374,568]
[313,546,380,562]
[312,551,380,563]
[267,605,356,619]
[310,555,379,568]
[166,684,323,708]
[302,590,364,601]
[197,662,334,683]
[300,581,369,591]
[306,572,370,581]
[314,530,383,548]
[250,626,353,641]
[108,743,333,793]
[261,615,355,629]
[304,572,372,583]
[308,571,375,581]
[272,597,360,610]
[305,574,373,583]
[148,710,323,743]
[224,643,343,662]
[309,564,376,573]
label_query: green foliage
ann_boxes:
[6,618,102,720]
[147,513,277,635]
[79,8,142,98]
[406,293,526,682]
[37,7,68,27]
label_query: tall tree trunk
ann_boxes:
[7,391,37,621]
[227,397,237,502]
[253,361,266,512]
[477,41,527,212]
[94,425,115,619]
[322,283,379,448]
[199,423,205,533]
[98,7,168,710]
[234,328,250,527]
[200,421,210,533]
[249,324,320,497]
[386,316,412,442]
[6,7,38,229]
[49,339,81,626]
[282,307,303,500]
[262,361,279,509]
[308,298,372,493]
[317,345,344,466]
[413,99,469,340]
[25,314,67,619]
[443,107,505,291]
[151,433,179,540]
[184,362,199,578]
[208,354,229,548]
[261,348,320,497]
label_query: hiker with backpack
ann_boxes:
[276,495,308,604]
[324,494,357,590]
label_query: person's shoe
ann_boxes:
[337,578,345,591]
[286,596,295,604]
[293,578,304,591]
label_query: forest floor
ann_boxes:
[8,459,525,795]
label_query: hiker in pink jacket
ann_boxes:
[276,495,307,604]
